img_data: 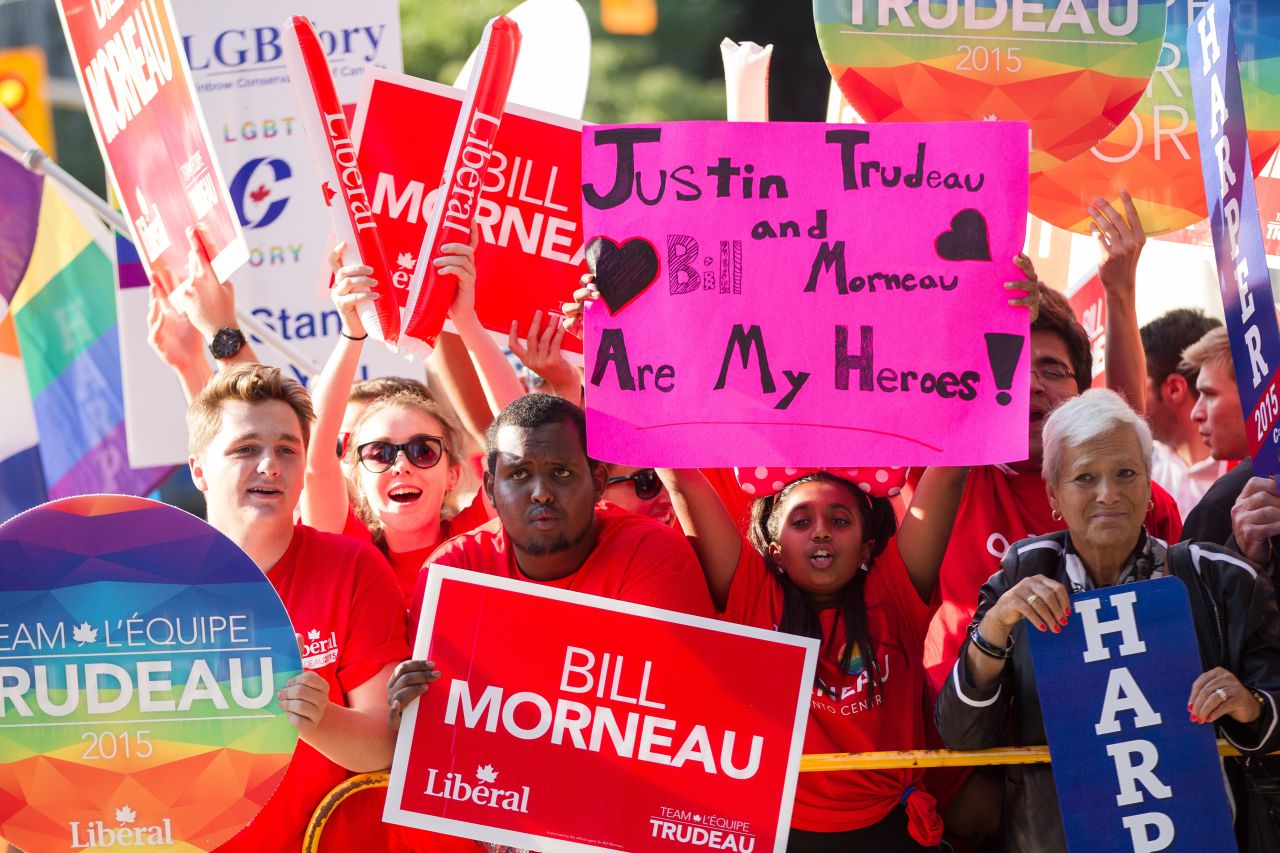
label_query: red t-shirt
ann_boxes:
[385,495,493,602]
[724,538,932,832]
[702,467,755,533]
[922,465,1182,697]
[341,505,374,542]
[410,501,715,634]
[216,526,409,853]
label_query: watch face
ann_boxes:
[211,328,245,359]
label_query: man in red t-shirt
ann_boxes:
[186,364,407,852]
[392,394,714,722]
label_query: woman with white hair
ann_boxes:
[935,389,1280,853]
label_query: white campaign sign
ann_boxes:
[118,0,403,466]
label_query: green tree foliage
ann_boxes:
[399,0,739,122]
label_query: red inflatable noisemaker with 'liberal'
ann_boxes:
[400,15,521,354]
[283,15,401,345]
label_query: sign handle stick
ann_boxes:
[1,124,124,232]
[235,308,321,377]
[0,125,321,379]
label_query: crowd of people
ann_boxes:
[141,193,1280,853]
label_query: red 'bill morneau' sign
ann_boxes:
[352,67,587,355]
[54,0,247,283]
[385,567,818,853]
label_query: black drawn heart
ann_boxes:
[935,209,992,262]
[585,237,660,315]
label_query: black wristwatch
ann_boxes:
[209,327,247,360]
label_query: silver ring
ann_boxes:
[1026,594,1039,606]
[1215,687,1229,703]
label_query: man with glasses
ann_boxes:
[186,364,408,852]
[389,394,714,727]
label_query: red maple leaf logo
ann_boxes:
[321,181,337,207]
[249,183,271,203]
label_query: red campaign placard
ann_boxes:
[54,0,246,283]
[1261,171,1280,259]
[386,567,818,853]
[352,67,586,356]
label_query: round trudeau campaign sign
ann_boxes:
[1030,0,1280,235]
[0,495,301,852]
[814,0,1168,172]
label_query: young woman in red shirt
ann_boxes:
[661,465,969,851]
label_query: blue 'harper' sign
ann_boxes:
[1188,0,1280,478]
[1029,577,1235,853]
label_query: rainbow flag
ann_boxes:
[0,148,170,517]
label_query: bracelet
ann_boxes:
[341,330,368,341]
[970,625,1013,660]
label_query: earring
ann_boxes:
[1051,508,1062,521]
[1147,498,1154,512]
[858,562,869,573]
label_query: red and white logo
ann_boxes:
[302,627,338,669]
[423,763,530,813]
[69,804,174,849]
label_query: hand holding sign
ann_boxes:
[510,310,579,396]
[172,226,238,342]
[1188,667,1261,725]
[328,241,378,340]
[386,659,441,729]
[1229,476,1280,565]
[146,265,205,380]
[277,668,332,733]
[560,273,600,339]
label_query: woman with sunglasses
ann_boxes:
[344,389,482,601]
[603,464,675,526]
[659,464,970,851]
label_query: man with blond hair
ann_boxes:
[187,364,407,852]
[1181,327,1252,545]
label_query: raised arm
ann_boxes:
[300,242,370,533]
[172,226,260,369]
[445,226,525,414]
[896,467,969,601]
[509,310,583,403]
[1090,191,1148,414]
[147,266,212,402]
[657,468,743,611]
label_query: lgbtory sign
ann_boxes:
[581,120,1030,468]
[0,495,301,852]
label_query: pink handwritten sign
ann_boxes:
[582,121,1030,467]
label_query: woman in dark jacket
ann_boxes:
[936,389,1280,853]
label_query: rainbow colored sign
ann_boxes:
[1030,0,1280,235]
[0,495,300,851]
[814,0,1168,172]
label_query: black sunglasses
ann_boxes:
[356,434,446,474]
[606,469,663,501]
